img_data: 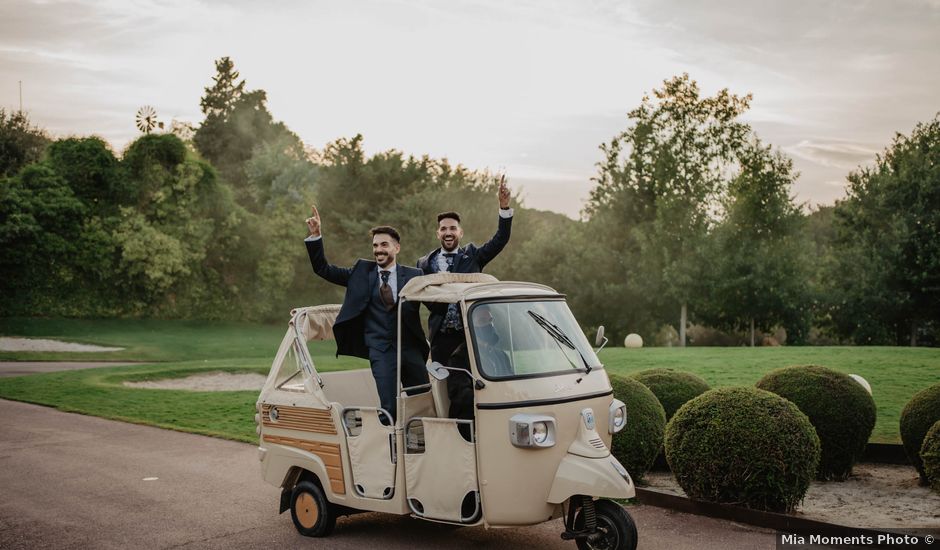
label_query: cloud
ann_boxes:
[786,139,882,170]
[1,0,937,216]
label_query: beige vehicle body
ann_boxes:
[256,273,635,541]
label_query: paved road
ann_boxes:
[0,361,143,378]
[0,399,777,549]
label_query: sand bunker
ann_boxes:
[644,463,940,530]
[0,337,124,352]
[124,372,267,391]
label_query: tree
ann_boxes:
[116,133,247,317]
[46,137,127,209]
[198,57,245,120]
[700,141,810,345]
[306,135,542,310]
[243,134,319,315]
[586,74,752,345]
[193,57,303,210]
[829,115,940,345]
[0,109,50,178]
[0,164,86,314]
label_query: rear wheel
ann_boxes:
[574,499,637,550]
[290,480,336,537]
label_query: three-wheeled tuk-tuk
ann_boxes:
[256,273,638,549]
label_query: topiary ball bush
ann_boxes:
[756,365,875,481]
[665,387,820,513]
[900,382,940,484]
[921,420,940,493]
[609,374,667,482]
[629,368,711,420]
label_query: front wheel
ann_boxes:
[290,480,336,537]
[574,499,637,550]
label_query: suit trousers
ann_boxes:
[431,331,474,440]
[368,344,429,422]
[430,330,466,364]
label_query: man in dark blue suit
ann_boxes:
[305,206,429,421]
[415,179,512,431]
[416,177,513,365]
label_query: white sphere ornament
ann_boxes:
[624,334,643,348]
[848,374,872,395]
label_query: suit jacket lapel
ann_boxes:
[456,247,471,272]
[367,264,378,300]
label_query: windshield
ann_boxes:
[467,299,602,380]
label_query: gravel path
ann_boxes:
[645,463,940,530]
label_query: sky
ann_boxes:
[2,0,938,218]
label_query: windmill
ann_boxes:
[135,105,163,134]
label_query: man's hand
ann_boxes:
[498,175,510,209]
[306,205,321,238]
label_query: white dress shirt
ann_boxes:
[434,248,455,273]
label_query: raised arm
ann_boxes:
[476,175,513,268]
[304,205,353,287]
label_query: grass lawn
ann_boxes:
[0,356,365,443]
[0,317,287,362]
[1,319,937,444]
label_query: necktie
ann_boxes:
[440,254,462,330]
[379,270,395,310]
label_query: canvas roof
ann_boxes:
[291,275,560,341]
[292,304,341,341]
[399,273,559,303]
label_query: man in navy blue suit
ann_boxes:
[416,177,514,365]
[305,206,429,421]
[416,178,513,427]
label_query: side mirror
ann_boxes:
[427,361,450,381]
[427,361,487,389]
[595,325,609,353]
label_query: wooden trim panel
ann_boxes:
[261,404,337,435]
[264,435,345,495]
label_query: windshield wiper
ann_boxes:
[527,310,592,374]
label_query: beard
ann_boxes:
[374,252,394,267]
[440,236,459,252]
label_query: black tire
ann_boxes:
[290,480,336,537]
[574,499,638,550]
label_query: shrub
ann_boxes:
[900,382,940,484]
[665,387,820,513]
[922,421,940,493]
[630,368,711,420]
[756,365,876,481]
[609,375,667,482]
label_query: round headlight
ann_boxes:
[613,407,625,429]
[532,421,549,445]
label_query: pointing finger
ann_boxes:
[311,205,320,219]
